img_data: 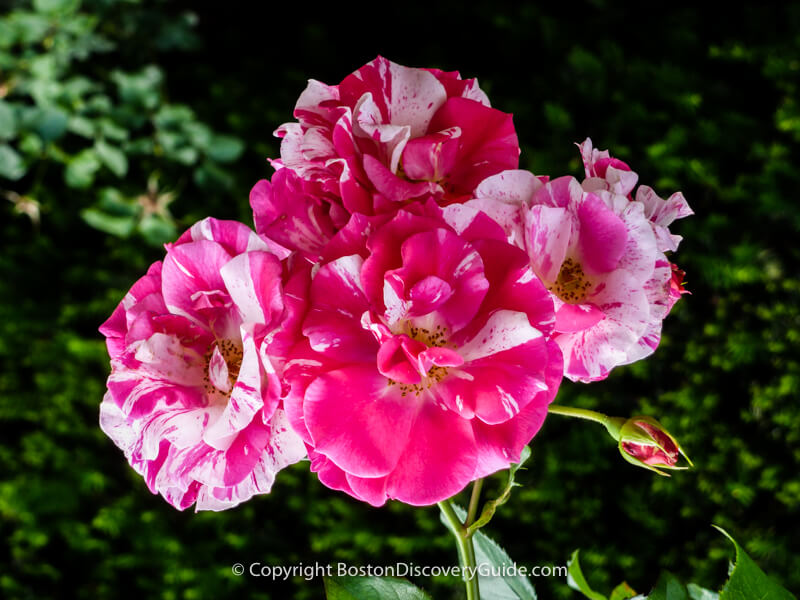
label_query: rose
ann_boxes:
[282,204,562,506]
[99,218,305,510]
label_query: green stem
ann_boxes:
[547,403,608,424]
[548,404,625,440]
[465,479,483,528]
[438,500,480,600]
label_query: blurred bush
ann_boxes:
[0,0,243,245]
[1,2,799,600]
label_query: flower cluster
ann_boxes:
[100,57,691,510]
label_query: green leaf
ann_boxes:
[112,66,163,110]
[323,575,430,600]
[687,584,720,600]
[443,504,537,600]
[19,133,44,156]
[183,121,212,149]
[67,116,95,139]
[61,77,98,103]
[0,100,17,141]
[25,107,69,142]
[647,572,688,600]
[33,0,80,13]
[207,134,244,163]
[12,13,50,44]
[468,446,532,534]
[714,527,796,600]
[0,144,26,180]
[171,146,199,166]
[610,582,638,600]
[153,104,195,128]
[0,21,14,49]
[156,130,198,165]
[86,94,113,115]
[64,149,101,188]
[29,79,62,107]
[95,140,128,177]
[473,527,538,600]
[29,55,58,81]
[98,119,129,142]
[567,550,606,600]
[96,188,139,217]
[80,208,136,238]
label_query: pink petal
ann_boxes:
[100,262,166,357]
[218,420,270,486]
[474,169,542,205]
[613,200,659,285]
[454,310,543,362]
[346,472,391,507]
[220,251,283,327]
[376,335,426,384]
[424,67,491,106]
[428,97,519,194]
[408,275,455,315]
[471,340,561,477]
[304,366,420,478]
[417,346,464,372]
[554,303,606,333]
[309,448,355,495]
[361,210,455,308]
[293,79,340,123]
[303,255,375,362]
[471,239,556,337]
[203,329,267,450]
[177,217,283,258]
[635,186,693,252]
[523,205,574,283]
[531,175,580,208]
[439,336,551,424]
[352,92,412,172]
[340,56,447,139]
[362,153,440,202]
[577,193,628,275]
[383,400,477,506]
[401,127,461,181]
[161,240,232,324]
[132,332,206,388]
[249,172,335,258]
[207,345,230,393]
[604,165,639,196]
[557,271,651,381]
[338,160,374,215]
[386,228,488,331]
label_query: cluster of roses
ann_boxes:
[99,57,692,511]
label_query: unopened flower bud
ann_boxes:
[608,416,692,476]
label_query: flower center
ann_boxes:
[386,322,456,397]
[407,323,448,347]
[548,257,592,304]
[202,339,243,400]
[390,364,451,398]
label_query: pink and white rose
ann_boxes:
[468,160,687,382]
[579,138,693,252]
[282,205,562,506]
[99,218,306,511]
[272,56,519,222]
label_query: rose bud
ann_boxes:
[605,416,693,476]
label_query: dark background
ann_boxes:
[1,1,799,598]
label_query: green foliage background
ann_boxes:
[1,1,798,598]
